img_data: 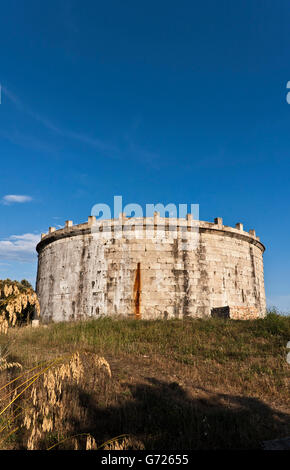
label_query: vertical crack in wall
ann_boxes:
[197,238,210,317]
[76,241,86,321]
[182,245,190,317]
[172,239,182,317]
[249,245,260,307]
[133,262,141,319]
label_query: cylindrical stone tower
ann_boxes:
[36,215,266,322]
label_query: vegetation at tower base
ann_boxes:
[0,310,289,450]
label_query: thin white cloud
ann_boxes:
[2,86,118,155]
[2,194,33,205]
[0,233,40,262]
[2,85,161,166]
[0,128,59,154]
[1,86,23,108]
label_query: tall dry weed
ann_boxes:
[23,352,112,450]
[103,436,145,450]
[0,280,41,446]
[0,343,22,372]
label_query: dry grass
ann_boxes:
[0,313,289,450]
[0,352,113,450]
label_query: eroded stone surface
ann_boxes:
[36,216,266,322]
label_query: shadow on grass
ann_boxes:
[63,377,290,450]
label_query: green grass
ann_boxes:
[8,311,289,363]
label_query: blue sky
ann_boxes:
[0,0,290,312]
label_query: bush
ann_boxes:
[0,279,40,333]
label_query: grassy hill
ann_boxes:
[0,312,289,450]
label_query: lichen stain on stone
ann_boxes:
[133,262,141,319]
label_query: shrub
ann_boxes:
[0,279,40,333]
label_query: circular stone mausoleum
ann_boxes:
[36,214,266,322]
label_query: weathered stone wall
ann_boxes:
[36,215,266,322]
[211,306,260,320]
